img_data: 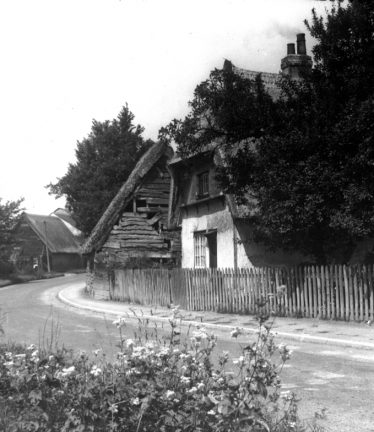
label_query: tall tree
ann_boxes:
[48,106,154,235]
[163,1,374,263]
[0,197,24,263]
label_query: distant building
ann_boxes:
[11,212,84,272]
[50,207,84,243]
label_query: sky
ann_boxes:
[0,0,329,215]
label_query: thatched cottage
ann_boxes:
[168,34,313,269]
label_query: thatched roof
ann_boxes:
[168,142,259,227]
[223,60,282,101]
[82,140,169,255]
[23,213,80,254]
[51,208,77,227]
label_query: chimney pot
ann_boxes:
[287,43,295,55]
[281,33,312,79]
[296,33,306,55]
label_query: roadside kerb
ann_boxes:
[57,285,374,350]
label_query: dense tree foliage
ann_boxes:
[48,106,154,235]
[0,197,24,266]
[163,1,374,263]
[160,70,279,156]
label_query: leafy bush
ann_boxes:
[0,311,320,431]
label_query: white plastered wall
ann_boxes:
[181,200,311,269]
[181,200,236,268]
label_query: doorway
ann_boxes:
[206,232,217,268]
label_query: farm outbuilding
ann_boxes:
[82,140,181,297]
[11,213,84,272]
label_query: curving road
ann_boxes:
[1,274,374,431]
[0,274,122,355]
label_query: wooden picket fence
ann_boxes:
[108,264,374,321]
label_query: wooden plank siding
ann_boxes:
[93,265,374,321]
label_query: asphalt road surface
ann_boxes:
[1,274,374,431]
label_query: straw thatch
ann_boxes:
[223,60,282,101]
[21,213,80,253]
[82,140,168,255]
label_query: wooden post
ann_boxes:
[344,265,350,321]
[370,265,374,321]
[43,221,51,273]
[364,265,369,322]
[359,265,364,321]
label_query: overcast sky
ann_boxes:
[0,0,329,215]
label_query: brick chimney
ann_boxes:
[281,33,312,79]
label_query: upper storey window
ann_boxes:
[197,171,209,198]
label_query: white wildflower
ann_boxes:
[280,390,292,400]
[187,387,197,394]
[26,344,36,351]
[14,354,26,360]
[108,404,118,414]
[4,352,13,361]
[126,339,135,348]
[90,365,102,377]
[157,346,170,357]
[197,382,205,391]
[233,355,245,366]
[116,352,126,360]
[180,376,191,385]
[61,366,75,377]
[112,317,126,329]
[192,328,208,341]
[165,390,176,400]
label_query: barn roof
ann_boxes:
[51,208,77,227]
[82,140,170,255]
[22,213,81,254]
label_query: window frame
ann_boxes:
[197,171,209,198]
[194,231,207,268]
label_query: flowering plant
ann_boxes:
[0,309,321,431]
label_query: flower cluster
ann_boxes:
[0,315,312,431]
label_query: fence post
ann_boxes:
[370,265,374,321]
[359,265,364,321]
